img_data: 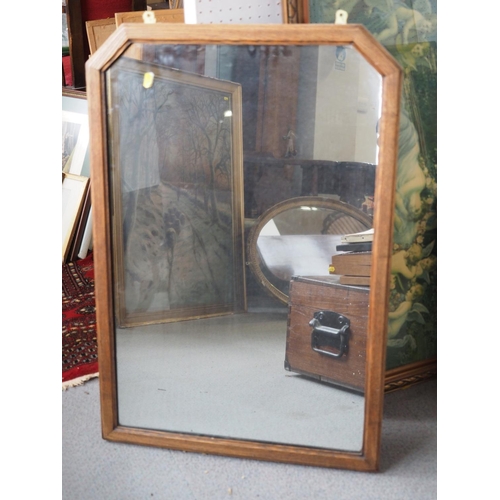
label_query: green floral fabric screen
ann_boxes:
[309,0,437,370]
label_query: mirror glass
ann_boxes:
[105,41,382,452]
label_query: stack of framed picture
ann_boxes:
[86,7,185,56]
[62,88,92,263]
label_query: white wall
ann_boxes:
[184,0,284,24]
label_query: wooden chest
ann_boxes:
[285,275,369,393]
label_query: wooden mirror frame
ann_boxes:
[87,23,402,471]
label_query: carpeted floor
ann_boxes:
[62,377,437,499]
[62,253,98,389]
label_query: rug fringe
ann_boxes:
[62,372,99,391]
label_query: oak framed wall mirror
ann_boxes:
[87,23,402,471]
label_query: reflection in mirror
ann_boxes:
[247,196,373,303]
[96,29,395,463]
[107,42,381,452]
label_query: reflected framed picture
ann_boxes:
[106,57,246,327]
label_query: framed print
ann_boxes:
[86,18,116,55]
[62,7,69,53]
[115,9,184,26]
[66,184,92,262]
[62,172,90,263]
[87,23,402,471]
[62,88,90,177]
[282,0,309,23]
[291,0,438,391]
[106,57,245,328]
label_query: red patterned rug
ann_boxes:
[62,253,98,389]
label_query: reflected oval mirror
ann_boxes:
[247,196,373,303]
[87,23,402,471]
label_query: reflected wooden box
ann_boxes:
[285,275,369,393]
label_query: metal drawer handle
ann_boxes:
[309,311,350,359]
